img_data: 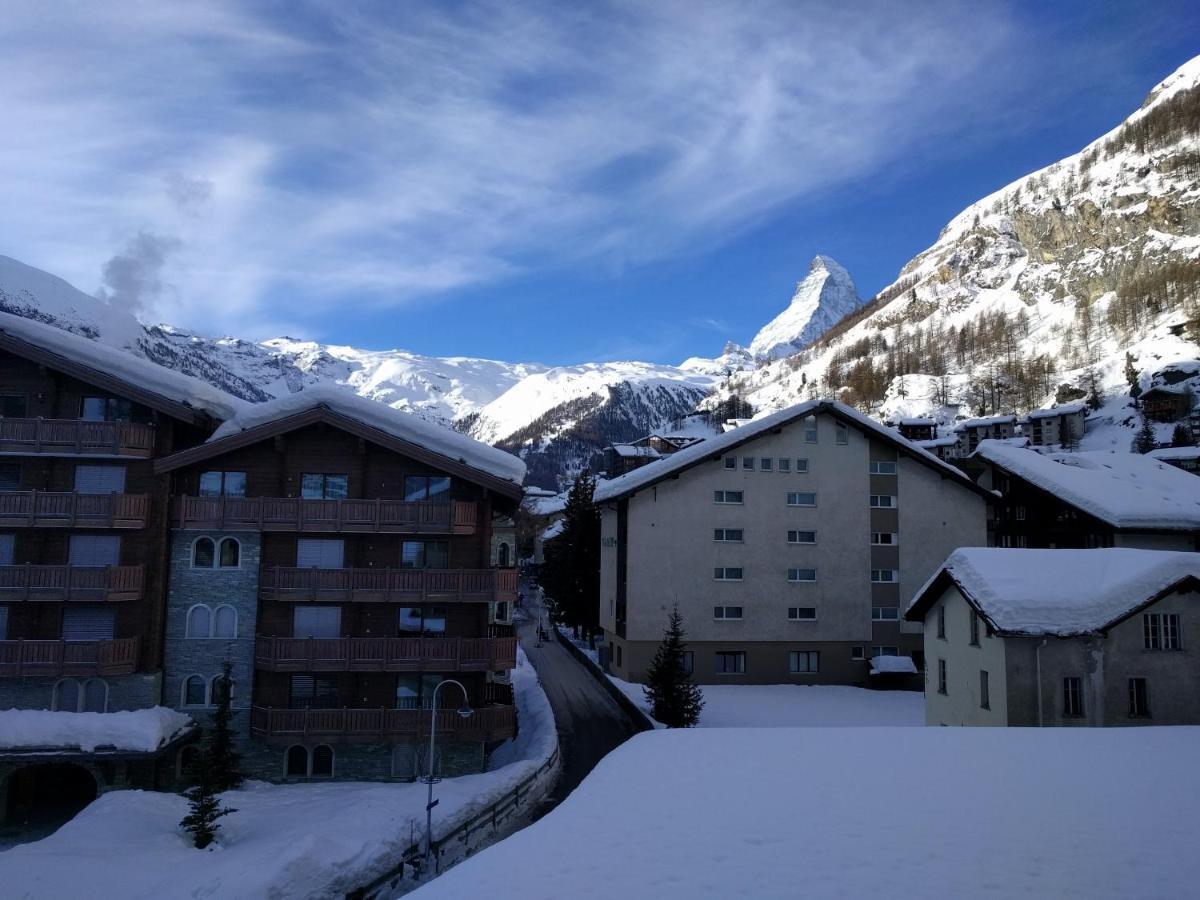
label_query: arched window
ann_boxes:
[52,678,81,712]
[183,675,207,707]
[82,678,108,713]
[185,605,212,638]
[218,538,240,568]
[213,605,238,639]
[498,542,510,567]
[391,744,416,779]
[286,745,309,778]
[192,537,215,568]
[210,674,233,706]
[311,745,334,778]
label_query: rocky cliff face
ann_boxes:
[747,255,862,361]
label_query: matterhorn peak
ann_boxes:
[748,255,861,360]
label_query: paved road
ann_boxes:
[516,590,640,805]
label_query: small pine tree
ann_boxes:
[1171,423,1193,448]
[1132,417,1158,454]
[208,660,244,792]
[642,605,704,728]
[180,660,241,848]
[180,768,236,850]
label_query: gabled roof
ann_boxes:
[0,311,243,425]
[973,442,1200,530]
[1025,402,1088,421]
[593,399,992,503]
[905,548,1200,636]
[1149,446,1200,461]
[954,414,1016,431]
[155,385,525,497]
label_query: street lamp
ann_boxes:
[424,678,473,865]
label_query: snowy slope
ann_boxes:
[747,255,862,360]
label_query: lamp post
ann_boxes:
[424,678,473,865]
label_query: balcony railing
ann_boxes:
[260,567,519,603]
[0,637,140,677]
[0,418,156,458]
[254,635,517,672]
[0,491,150,529]
[250,704,516,743]
[0,565,145,601]
[172,496,476,534]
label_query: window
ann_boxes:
[998,534,1027,548]
[787,530,816,544]
[803,416,818,443]
[979,670,990,709]
[786,492,816,507]
[1128,678,1150,717]
[404,475,451,502]
[723,456,737,470]
[778,458,791,473]
[937,606,946,640]
[742,456,755,470]
[0,463,19,492]
[835,423,849,445]
[497,542,511,567]
[787,568,816,582]
[869,495,897,508]
[713,606,743,620]
[681,651,694,675]
[788,607,816,621]
[185,605,212,638]
[199,471,246,497]
[713,567,743,581]
[401,540,449,569]
[289,675,340,709]
[1143,614,1182,650]
[0,394,27,418]
[871,569,898,583]
[396,673,444,709]
[213,605,238,639]
[56,678,106,712]
[869,460,897,475]
[789,650,820,673]
[61,604,115,640]
[1014,505,1026,521]
[286,745,309,777]
[301,473,349,500]
[713,528,744,543]
[192,537,215,568]
[969,611,980,646]
[311,745,334,778]
[871,607,899,621]
[873,646,899,657]
[53,678,80,711]
[73,464,125,494]
[398,606,446,634]
[68,534,120,566]
[285,745,335,778]
[218,537,240,568]
[795,458,809,473]
[80,396,134,422]
[870,532,897,545]
[293,606,342,639]
[296,538,345,569]
[1063,677,1084,717]
[715,651,746,674]
[183,675,208,706]
[850,646,865,660]
[937,659,948,695]
[713,490,743,504]
[760,458,772,471]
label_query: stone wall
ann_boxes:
[0,672,160,712]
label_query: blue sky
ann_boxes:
[1,1,1196,365]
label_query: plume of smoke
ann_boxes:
[97,230,181,317]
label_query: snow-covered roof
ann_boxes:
[541,519,565,542]
[907,548,1200,636]
[1025,402,1088,420]
[869,656,917,675]
[974,442,1200,530]
[595,399,985,503]
[915,436,959,448]
[611,444,661,458]
[204,385,526,485]
[1143,384,1192,396]
[1149,446,1200,461]
[954,414,1016,431]
[523,494,567,517]
[0,707,194,753]
[0,310,244,422]
[898,417,936,426]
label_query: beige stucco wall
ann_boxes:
[921,586,1009,725]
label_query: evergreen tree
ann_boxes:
[642,605,704,728]
[180,660,241,848]
[180,765,236,850]
[540,472,601,635]
[1132,417,1158,454]
[1171,423,1193,447]
[208,660,243,792]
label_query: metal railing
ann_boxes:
[0,637,141,677]
[260,567,519,603]
[0,564,145,601]
[0,418,155,457]
[254,635,517,672]
[172,496,477,534]
[0,491,150,529]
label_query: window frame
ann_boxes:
[937,658,948,695]
[1128,677,1151,718]
[789,650,820,674]
[870,569,899,584]
[787,567,817,583]
[713,490,744,505]
[869,494,897,509]
[301,472,350,500]
[713,528,744,543]
[1063,676,1084,718]
[795,458,810,473]
[713,567,744,581]
[969,611,980,647]
[871,606,900,621]
[787,606,817,621]
[185,604,213,638]
[869,532,898,546]
[182,674,210,707]
[715,651,747,674]
[191,537,216,569]
[803,416,818,443]
[713,606,744,620]
[723,456,737,470]
[787,530,816,545]
[868,460,897,475]
[786,491,817,507]
[937,605,946,640]
[1143,613,1182,651]
[198,470,247,498]
[835,423,849,445]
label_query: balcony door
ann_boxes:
[62,605,116,641]
[68,535,121,567]
[293,606,342,639]
[296,539,344,569]
[74,464,126,494]
[396,673,443,709]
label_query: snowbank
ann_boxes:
[415,726,1200,900]
[869,655,918,675]
[208,383,526,485]
[0,707,193,753]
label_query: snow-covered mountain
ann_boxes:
[713,56,1200,449]
[747,255,862,361]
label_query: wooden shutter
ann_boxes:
[296,539,344,569]
[69,535,121,566]
[62,605,116,641]
[73,464,126,494]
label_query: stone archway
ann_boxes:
[2,763,99,833]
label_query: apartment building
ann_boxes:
[963,442,1200,550]
[152,388,522,782]
[953,415,1016,456]
[595,400,990,685]
[907,548,1200,726]
[1021,402,1086,447]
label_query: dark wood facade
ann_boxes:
[1141,388,1193,422]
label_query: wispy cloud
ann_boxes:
[0,1,1059,338]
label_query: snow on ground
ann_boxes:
[415,726,1200,900]
[1,652,555,900]
[0,707,193,753]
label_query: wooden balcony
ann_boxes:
[0,637,140,677]
[0,565,145,602]
[0,491,150,529]
[250,704,516,743]
[172,496,476,534]
[254,635,517,673]
[0,418,156,458]
[261,567,519,604]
